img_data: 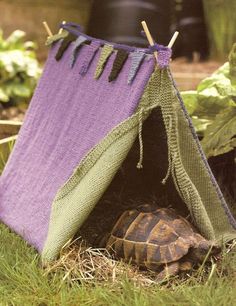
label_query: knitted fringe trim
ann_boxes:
[94,45,114,79]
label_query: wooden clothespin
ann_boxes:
[58,20,66,35]
[141,21,158,63]
[168,31,179,49]
[43,21,53,38]
[141,20,179,63]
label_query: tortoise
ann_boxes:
[105,204,220,279]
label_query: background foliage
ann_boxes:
[182,43,236,158]
[203,0,236,59]
[0,29,41,106]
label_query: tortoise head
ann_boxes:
[188,239,221,262]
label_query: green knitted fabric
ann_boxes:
[157,70,215,239]
[158,69,236,240]
[45,32,68,46]
[42,68,236,261]
[94,45,114,79]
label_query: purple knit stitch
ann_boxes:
[79,41,101,76]
[157,49,172,69]
[0,41,155,252]
[148,44,172,69]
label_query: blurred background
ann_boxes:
[0,0,93,61]
[0,0,235,61]
[0,0,235,95]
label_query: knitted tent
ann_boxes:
[0,22,236,261]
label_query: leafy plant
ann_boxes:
[0,29,41,105]
[203,0,236,59]
[181,43,236,158]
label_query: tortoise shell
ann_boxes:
[106,205,198,270]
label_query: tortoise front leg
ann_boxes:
[179,261,193,271]
[156,262,180,281]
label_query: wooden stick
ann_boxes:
[0,120,23,126]
[0,121,22,140]
[43,21,53,37]
[141,21,158,62]
[168,31,179,48]
[58,20,66,34]
[0,135,18,145]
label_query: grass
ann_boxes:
[0,134,236,306]
[0,222,235,306]
[0,136,16,175]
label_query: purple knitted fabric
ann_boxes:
[0,42,155,251]
[148,44,172,69]
[157,49,172,69]
[79,41,101,76]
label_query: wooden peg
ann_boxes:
[141,21,158,62]
[43,21,53,37]
[58,20,66,34]
[168,31,179,49]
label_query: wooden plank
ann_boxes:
[0,120,22,140]
[0,135,18,145]
[0,135,18,173]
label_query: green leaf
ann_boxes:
[229,43,236,80]
[197,89,233,117]
[182,70,236,121]
[0,87,9,102]
[11,83,31,98]
[24,41,37,51]
[0,28,41,106]
[181,46,236,156]
[213,62,230,78]
[212,138,236,156]
[201,106,236,157]
[191,117,213,136]
[180,91,199,115]
[5,30,26,49]
[197,74,225,92]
